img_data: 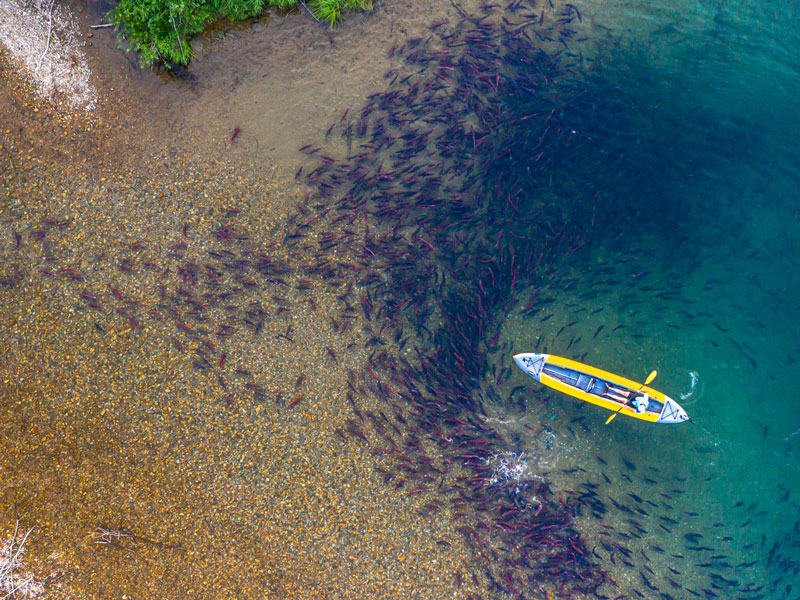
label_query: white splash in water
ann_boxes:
[680,371,699,400]
[485,451,544,487]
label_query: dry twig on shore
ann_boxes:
[91,527,185,554]
[35,0,56,71]
[91,527,138,553]
[1,521,42,599]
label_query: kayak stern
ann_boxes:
[513,353,549,381]
[655,395,690,423]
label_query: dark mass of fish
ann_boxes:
[4,0,796,598]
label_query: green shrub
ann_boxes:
[109,0,373,68]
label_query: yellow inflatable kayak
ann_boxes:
[513,353,690,424]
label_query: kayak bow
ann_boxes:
[513,353,690,424]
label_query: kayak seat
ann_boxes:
[543,365,579,386]
[589,379,608,396]
[575,374,593,392]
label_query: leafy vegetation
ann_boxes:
[109,0,373,68]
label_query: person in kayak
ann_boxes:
[605,386,649,413]
[632,392,650,413]
[606,385,633,403]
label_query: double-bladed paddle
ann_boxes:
[604,369,658,425]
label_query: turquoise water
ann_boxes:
[496,0,800,595]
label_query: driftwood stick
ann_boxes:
[0,521,34,598]
[171,15,185,56]
[36,0,56,71]
[7,527,34,573]
[90,23,114,29]
[2,577,36,600]
[298,0,322,23]
[450,0,468,19]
